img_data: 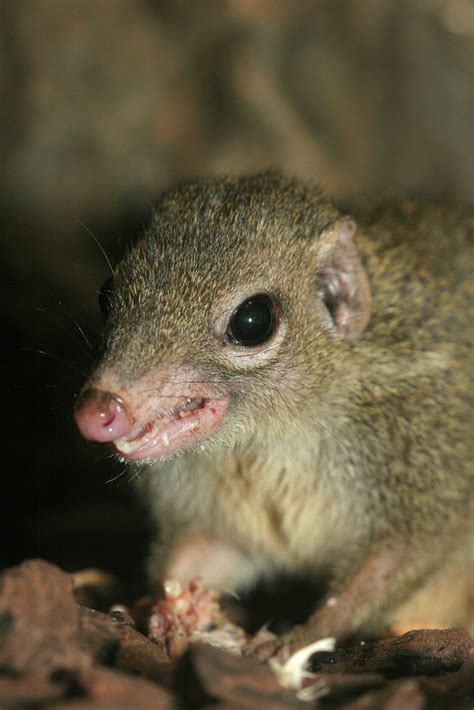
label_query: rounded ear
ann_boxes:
[312,218,371,339]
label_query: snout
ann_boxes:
[74,389,132,442]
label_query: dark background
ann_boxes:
[1,0,473,587]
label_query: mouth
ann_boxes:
[114,396,228,461]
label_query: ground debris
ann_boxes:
[0,559,88,674]
[308,627,473,676]
[0,559,472,708]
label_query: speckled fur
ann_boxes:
[96,172,473,638]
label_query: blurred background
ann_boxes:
[1,0,473,586]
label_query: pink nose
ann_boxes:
[74,389,132,442]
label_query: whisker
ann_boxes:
[19,347,81,372]
[127,465,145,484]
[35,307,94,361]
[57,300,93,351]
[105,466,129,485]
[74,217,115,276]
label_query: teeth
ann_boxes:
[115,437,143,454]
[114,397,205,455]
[177,397,203,417]
[178,409,193,419]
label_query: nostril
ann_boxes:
[98,403,116,428]
[74,389,132,442]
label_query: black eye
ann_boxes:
[227,294,277,347]
[98,276,114,319]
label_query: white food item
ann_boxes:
[269,637,336,691]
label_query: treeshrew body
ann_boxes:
[74,173,473,650]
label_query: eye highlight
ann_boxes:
[98,276,114,319]
[226,294,277,347]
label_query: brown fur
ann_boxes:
[90,172,473,643]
